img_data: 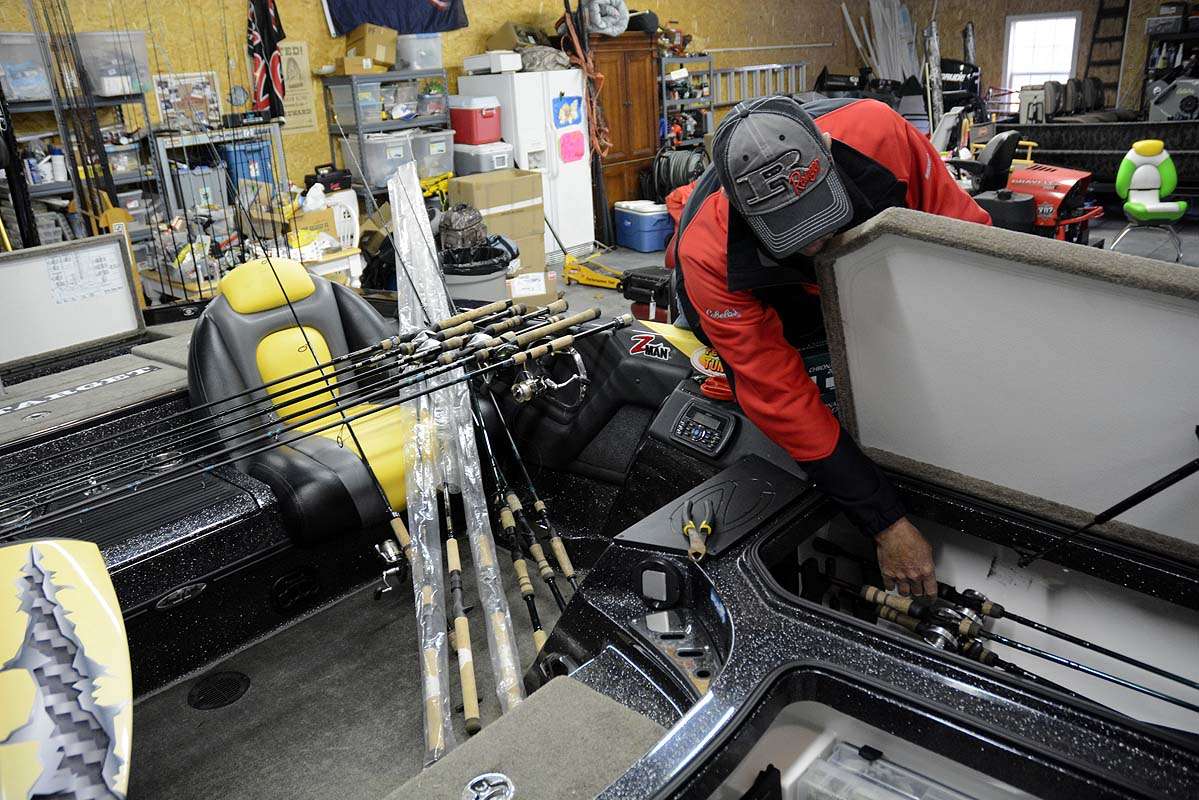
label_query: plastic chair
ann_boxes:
[1111,140,1188,262]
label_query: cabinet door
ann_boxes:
[594,49,630,164]
[624,50,659,160]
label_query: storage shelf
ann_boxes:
[665,98,712,109]
[5,170,153,198]
[1148,31,1199,43]
[328,113,449,135]
[660,55,712,63]
[9,93,145,113]
[320,68,447,86]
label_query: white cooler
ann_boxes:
[453,141,513,175]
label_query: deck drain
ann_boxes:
[188,671,250,710]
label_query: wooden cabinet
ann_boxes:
[591,32,659,234]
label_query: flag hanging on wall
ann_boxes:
[248,0,286,116]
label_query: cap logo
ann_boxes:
[787,158,822,195]
[736,149,804,207]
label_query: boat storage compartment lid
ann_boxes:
[815,207,1199,559]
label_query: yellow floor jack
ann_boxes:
[547,215,624,290]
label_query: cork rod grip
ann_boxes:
[438,320,476,340]
[512,335,575,365]
[862,585,914,615]
[390,517,412,560]
[877,606,921,632]
[513,557,535,597]
[446,538,461,573]
[549,536,576,579]
[529,542,553,579]
[437,299,511,330]
[533,629,548,652]
[422,647,445,753]
[454,616,481,734]
[511,308,601,346]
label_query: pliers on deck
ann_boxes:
[683,497,714,561]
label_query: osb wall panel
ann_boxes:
[1,0,870,184]
[2,0,1161,183]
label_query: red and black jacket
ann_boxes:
[671,98,991,536]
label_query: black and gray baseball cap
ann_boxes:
[713,95,853,259]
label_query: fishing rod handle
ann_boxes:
[379,335,402,351]
[438,320,476,340]
[454,614,482,734]
[437,299,512,331]
[390,517,413,560]
[533,628,548,652]
[548,534,577,580]
[509,308,601,346]
[504,491,524,514]
[499,506,517,534]
[512,335,576,365]
[877,605,921,633]
[513,556,536,597]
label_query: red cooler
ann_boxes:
[449,95,502,145]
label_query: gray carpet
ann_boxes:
[386,676,664,800]
[131,545,568,800]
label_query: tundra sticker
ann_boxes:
[628,333,672,361]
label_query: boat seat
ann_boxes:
[1111,139,1188,262]
[188,258,414,543]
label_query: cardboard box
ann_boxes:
[337,56,383,75]
[346,23,396,66]
[510,233,545,275]
[290,208,337,238]
[508,270,559,308]
[448,169,543,240]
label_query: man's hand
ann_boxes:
[874,517,936,596]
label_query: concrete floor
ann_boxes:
[557,245,662,319]
[1092,218,1199,268]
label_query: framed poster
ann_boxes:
[279,40,317,134]
[154,71,222,131]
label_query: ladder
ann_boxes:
[711,63,809,110]
[1082,0,1130,109]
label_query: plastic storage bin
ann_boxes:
[453,141,513,175]
[340,132,413,188]
[329,81,383,123]
[219,141,274,192]
[418,93,447,117]
[0,33,51,101]
[104,142,141,175]
[173,163,229,209]
[410,129,454,179]
[77,30,150,95]
[448,96,502,144]
[396,33,443,70]
[614,201,674,252]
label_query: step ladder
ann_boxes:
[1083,0,1130,108]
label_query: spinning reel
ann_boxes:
[509,345,589,411]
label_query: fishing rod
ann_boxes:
[856,584,1199,714]
[937,584,1199,693]
[1018,427,1199,567]
[0,301,566,503]
[0,297,522,486]
[0,328,488,512]
[4,323,622,538]
[488,388,579,592]
[433,429,481,735]
[474,403,548,652]
[812,537,1199,693]
[469,391,567,611]
[504,481,567,612]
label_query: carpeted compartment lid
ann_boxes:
[383,676,665,800]
[816,207,1199,563]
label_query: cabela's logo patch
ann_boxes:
[690,346,725,377]
[628,333,672,361]
[705,308,740,319]
[788,158,822,195]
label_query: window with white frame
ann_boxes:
[1002,13,1081,110]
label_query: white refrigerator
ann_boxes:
[458,69,595,259]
